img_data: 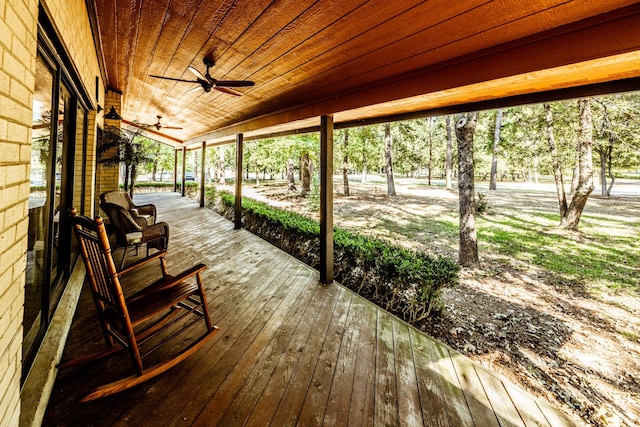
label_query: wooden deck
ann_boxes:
[43,193,577,426]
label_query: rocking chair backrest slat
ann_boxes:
[76,228,117,306]
[71,210,134,339]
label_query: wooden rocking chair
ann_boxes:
[62,209,219,402]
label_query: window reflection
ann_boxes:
[25,53,55,359]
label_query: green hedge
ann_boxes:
[217,191,459,323]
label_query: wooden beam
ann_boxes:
[181,147,186,197]
[319,115,334,285]
[234,133,244,230]
[200,141,206,208]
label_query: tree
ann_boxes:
[384,123,396,196]
[426,117,433,185]
[286,158,296,191]
[560,99,594,230]
[342,129,350,196]
[345,125,380,183]
[591,94,640,196]
[455,112,480,268]
[445,116,454,189]
[489,109,503,190]
[300,152,311,196]
[98,125,154,196]
[544,103,569,218]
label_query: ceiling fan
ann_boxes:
[150,58,255,96]
[135,115,183,131]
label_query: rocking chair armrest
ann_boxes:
[128,263,207,299]
[119,250,168,277]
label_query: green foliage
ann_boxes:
[307,175,320,211]
[218,191,459,322]
[478,211,640,292]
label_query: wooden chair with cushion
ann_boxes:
[99,202,169,269]
[100,190,157,226]
[61,209,219,402]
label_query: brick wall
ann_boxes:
[0,0,39,425]
[95,90,122,214]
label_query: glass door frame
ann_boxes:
[22,18,91,381]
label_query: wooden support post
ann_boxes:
[173,149,178,193]
[320,115,334,285]
[200,141,206,207]
[234,133,244,229]
[181,146,186,197]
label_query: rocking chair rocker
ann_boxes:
[62,209,219,402]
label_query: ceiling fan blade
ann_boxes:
[188,66,208,81]
[161,126,183,130]
[187,86,204,93]
[214,86,243,96]
[216,80,255,87]
[149,74,199,84]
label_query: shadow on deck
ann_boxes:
[43,192,577,426]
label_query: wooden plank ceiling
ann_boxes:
[94,0,640,148]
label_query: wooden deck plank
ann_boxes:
[165,264,314,424]
[42,193,578,427]
[474,363,527,427]
[374,309,400,426]
[296,290,354,426]
[269,287,347,426]
[428,336,476,426]
[536,398,578,427]
[111,241,287,425]
[243,283,340,427]
[322,289,368,426]
[344,290,378,426]
[449,353,501,427]
[115,247,309,424]
[394,322,424,427]
[501,379,556,427]
[409,327,451,427]
[195,266,319,425]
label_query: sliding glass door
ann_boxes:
[24,45,86,379]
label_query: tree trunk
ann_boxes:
[384,123,396,196]
[300,152,311,196]
[361,145,367,184]
[456,112,480,268]
[342,129,350,196]
[606,146,615,196]
[598,148,607,196]
[123,164,130,193]
[286,158,297,191]
[129,164,136,197]
[445,116,453,190]
[489,109,502,191]
[561,99,594,230]
[544,103,568,218]
[219,147,226,184]
[254,161,259,186]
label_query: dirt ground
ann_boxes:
[234,177,640,427]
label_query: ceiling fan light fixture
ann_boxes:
[104,106,123,120]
